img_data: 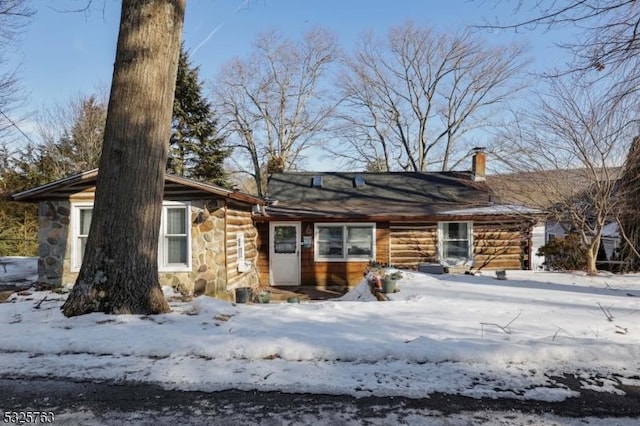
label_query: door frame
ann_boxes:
[269,221,301,286]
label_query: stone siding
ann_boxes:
[159,201,228,298]
[36,200,71,286]
[35,199,260,300]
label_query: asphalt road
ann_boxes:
[0,377,639,425]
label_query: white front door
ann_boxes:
[269,222,300,286]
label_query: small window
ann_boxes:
[354,175,366,188]
[73,205,93,268]
[438,221,472,262]
[274,225,297,254]
[237,233,245,263]
[311,176,323,187]
[347,226,373,257]
[317,225,344,258]
[547,233,556,242]
[163,205,188,267]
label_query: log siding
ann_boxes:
[473,221,530,270]
[389,223,438,268]
[256,218,533,288]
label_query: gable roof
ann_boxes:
[12,169,265,206]
[487,167,623,209]
[262,171,517,220]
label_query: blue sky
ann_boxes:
[7,0,569,154]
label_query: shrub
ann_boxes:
[537,234,587,271]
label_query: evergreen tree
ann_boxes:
[0,200,36,256]
[168,45,229,187]
[6,142,73,193]
[1,143,37,256]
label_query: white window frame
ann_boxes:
[159,202,192,272]
[70,201,192,272]
[438,221,473,265]
[71,202,94,271]
[314,222,376,262]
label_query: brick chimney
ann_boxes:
[472,147,486,182]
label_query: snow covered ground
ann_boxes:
[0,256,37,287]
[1,257,640,424]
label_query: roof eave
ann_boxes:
[12,169,265,206]
[164,174,265,205]
[12,169,99,201]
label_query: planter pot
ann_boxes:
[258,292,271,304]
[287,297,300,304]
[382,278,396,294]
[235,287,251,303]
[495,270,507,280]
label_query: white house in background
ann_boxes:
[601,222,621,261]
[530,223,546,271]
[544,220,620,262]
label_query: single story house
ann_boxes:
[253,149,543,288]
[12,169,265,299]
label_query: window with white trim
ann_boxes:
[72,203,93,269]
[314,223,375,261]
[160,203,190,270]
[438,221,473,262]
[71,202,191,272]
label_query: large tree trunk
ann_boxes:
[62,0,185,317]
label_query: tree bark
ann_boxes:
[585,241,599,276]
[62,0,185,316]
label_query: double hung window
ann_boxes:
[161,204,190,270]
[439,221,472,262]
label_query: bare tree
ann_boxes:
[0,93,108,196]
[62,0,185,317]
[483,1,639,80]
[483,1,640,271]
[213,28,339,196]
[37,93,107,171]
[333,22,528,172]
[492,73,637,275]
[0,0,33,140]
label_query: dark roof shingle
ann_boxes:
[264,171,495,219]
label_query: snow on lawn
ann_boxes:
[0,256,38,287]
[1,257,639,403]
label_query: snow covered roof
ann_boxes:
[441,204,543,216]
